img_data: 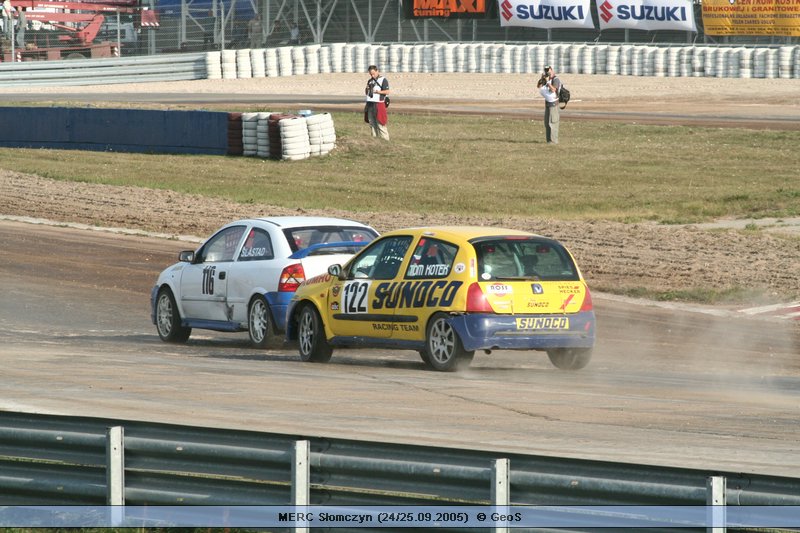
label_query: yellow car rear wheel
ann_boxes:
[547,348,592,370]
[424,313,474,372]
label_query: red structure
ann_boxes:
[2,0,158,61]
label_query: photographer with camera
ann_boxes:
[364,65,390,141]
[539,65,562,144]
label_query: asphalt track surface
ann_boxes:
[2,219,800,477]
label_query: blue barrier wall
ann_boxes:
[0,107,230,155]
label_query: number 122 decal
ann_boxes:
[342,280,371,314]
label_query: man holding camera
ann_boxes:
[539,65,561,144]
[364,65,390,141]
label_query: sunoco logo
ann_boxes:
[599,0,614,21]
[501,0,514,20]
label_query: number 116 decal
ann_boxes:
[342,280,371,314]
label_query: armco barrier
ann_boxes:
[0,107,229,155]
[2,411,800,513]
[0,53,208,88]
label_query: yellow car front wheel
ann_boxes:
[297,305,333,363]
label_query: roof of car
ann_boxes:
[380,226,544,241]
[232,216,374,229]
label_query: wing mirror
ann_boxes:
[178,250,195,263]
[328,264,346,280]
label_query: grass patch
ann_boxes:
[1,111,798,224]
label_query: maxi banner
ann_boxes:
[701,0,800,36]
[597,0,697,31]
[405,0,490,18]
[499,0,595,28]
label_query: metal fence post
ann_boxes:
[106,426,125,526]
[492,458,510,533]
[707,475,726,533]
[293,440,310,533]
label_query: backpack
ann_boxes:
[558,84,570,109]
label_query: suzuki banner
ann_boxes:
[597,0,697,31]
[498,0,595,28]
[701,0,800,37]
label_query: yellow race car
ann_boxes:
[286,226,595,372]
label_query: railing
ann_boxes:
[0,53,207,87]
[2,411,800,519]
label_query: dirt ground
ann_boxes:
[1,73,799,304]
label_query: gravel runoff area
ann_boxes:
[1,73,799,307]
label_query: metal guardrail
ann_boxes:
[0,53,207,87]
[2,410,800,516]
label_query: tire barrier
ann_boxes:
[306,112,337,157]
[206,42,800,79]
[227,112,243,156]
[231,111,337,161]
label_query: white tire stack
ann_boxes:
[277,46,293,76]
[642,46,656,77]
[739,48,754,78]
[765,48,778,78]
[667,47,681,77]
[704,47,718,77]
[727,48,741,78]
[692,47,705,77]
[292,46,306,75]
[606,45,620,75]
[206,51,222,79]
[778,46,794,78]
[631,46,644,76]
[343,43,356,73]
[680,47,693,77]
[652,47,667,77]
[422,44,435,73]
[376,45,387,70]
[716,48,730,78]
[241,113,260,156]
[330,42,346,73]
[594,45,608,75]
[583,45,597,75]
[318,45,331,74]
[250,49,266,78]
[306,112,336,157]
[280,116,311,161]
[305,44,320,75]
[236,49,253,79]
[221,49,238,79]
[265,48,279,77]
[256,112,273,158]
[389,43,404,73]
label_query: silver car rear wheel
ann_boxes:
[248,296,272,348]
